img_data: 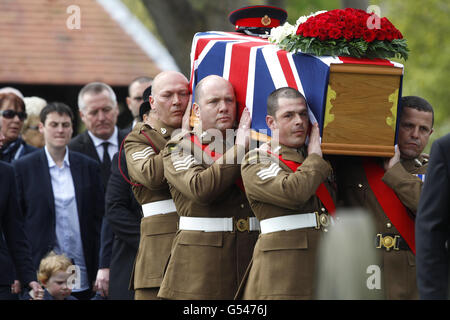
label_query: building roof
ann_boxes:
[0,0,177,86]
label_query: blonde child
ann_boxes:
[30,252,77,300]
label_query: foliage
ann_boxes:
[371,0,450,144]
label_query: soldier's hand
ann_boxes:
[307,123,322,157]
[235,107,251,149]
[384,144,400,171]
[182,94,193,132]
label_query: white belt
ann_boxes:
[178,216,260,232]
[260,213,319,234]
[142,199,177,217]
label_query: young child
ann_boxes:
[30,252,78,300]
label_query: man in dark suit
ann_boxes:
[125,76,153,129]
[105,151,141,299]
[0,117,42,300]
[69,82,128,298]
[13,102,104,300]
[416,133,450,299]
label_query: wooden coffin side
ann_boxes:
[321,63,403,157]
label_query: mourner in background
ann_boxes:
[0,114,43,300]
[13,102,104,300]
[0,92,37,162]
[416,132,450,300]
[125,76,153,129]
[69,82,129,298]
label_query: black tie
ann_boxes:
[101,142,111,185]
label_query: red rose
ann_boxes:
[343,28,354,41]
[318,27,328,40]
[329,27,342,40]
[376,30,386,41]
[353,25,364,39]
[363,29,376,42]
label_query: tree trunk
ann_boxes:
[141,0,286,76]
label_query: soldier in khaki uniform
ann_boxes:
[334,96,434,299]
[236,87,336,300]
[158,75,259,300]
[124,71,190,300]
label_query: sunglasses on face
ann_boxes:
[0,109,27,121]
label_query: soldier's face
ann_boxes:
[150,73,189,128]
[80,90,118,140]
[267,97,309,148]
[194,78,236,134]
[397,107,433,159]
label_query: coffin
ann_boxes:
[189,31,404,157]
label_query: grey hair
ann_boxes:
[77,82,117,111]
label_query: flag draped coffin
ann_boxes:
[190,31,404,157]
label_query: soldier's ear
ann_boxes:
[266,115,276,131]
[193,102,200,117]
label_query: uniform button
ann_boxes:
[240,204,245,209]
[386,222,392,229]
[358,184,363,188]
[321,207,326,212]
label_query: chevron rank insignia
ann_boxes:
[173,154,197,172]
[131,146,155,161]
[256,162,281,181]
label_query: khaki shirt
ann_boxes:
[334,155,428,299]
[124,119,179,289]
[158,129,258,300]
[237,143,335,300]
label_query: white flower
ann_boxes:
[269,22,295,44]
[294,10,327,30]
[269,10,328,44]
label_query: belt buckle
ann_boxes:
[377,233,399,251]
[315,211,330,232]
[235,217,249,232]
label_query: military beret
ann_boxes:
[228,5,287,32]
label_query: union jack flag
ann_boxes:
[189,31,404,138]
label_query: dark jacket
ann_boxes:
[13,149,104,288]
[105,151,141,300]
[68,128,128,269]
[0,161,36,286]
[416,133,450,299]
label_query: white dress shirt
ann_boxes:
[87,126,118,162]
[44,146,89,291]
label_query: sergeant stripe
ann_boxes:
[173,155,197,171]
[132,147,155,160]
[256,163,281,180]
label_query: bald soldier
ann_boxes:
[236,87,336,299]
[158,75,259,300]
[334,96,434,299]
[124,71,190,300]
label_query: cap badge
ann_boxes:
[261,15,271,26]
